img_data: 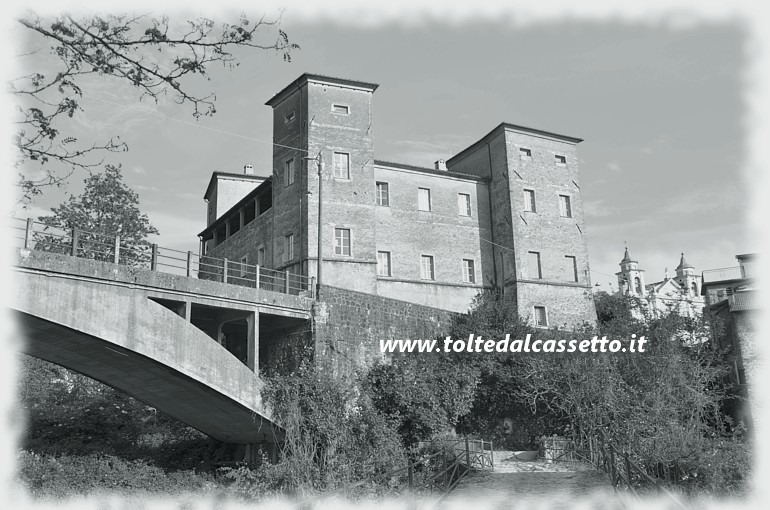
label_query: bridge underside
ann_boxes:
[15,312,281,444]
[9,252,319,445]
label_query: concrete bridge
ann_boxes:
[10,230,314,446]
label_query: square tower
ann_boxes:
[265,74,380,293]
[447,123,597,329]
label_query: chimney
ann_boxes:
[434,159,447,171]
[244,164,254,175]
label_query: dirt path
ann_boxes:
[438,451,623,509]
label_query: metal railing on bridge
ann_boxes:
[9,217,314,298]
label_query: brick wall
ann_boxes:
[373,162,495,312]
[312,285,457,375]
[305,81,378,293]
[447,125,597,329]
[207,208,274,280]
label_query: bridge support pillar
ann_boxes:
[247,311,259,373]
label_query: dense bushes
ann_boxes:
[17,450,218,498]
[222,364,407,500]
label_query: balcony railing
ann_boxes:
[9,217,314,297]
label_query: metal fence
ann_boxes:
[9,217,314,297]
[337,437,493,500]
[542,433,687,509]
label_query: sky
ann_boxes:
[7,1,765,292]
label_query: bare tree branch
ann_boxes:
[12,10,299,205]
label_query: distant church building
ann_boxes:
[198,73,597,329]
[615,247,704,318]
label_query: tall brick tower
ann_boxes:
[265,74,380,293]
[446,124,597,329]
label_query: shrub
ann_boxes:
[17,450,218,498]
[222,364,407,500]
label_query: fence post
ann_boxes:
[285,270,290,294]
[443,447,448,489]
[624,452,632,490]
[186,251,193,277]
[255,265,261,290]
[150,244,158,271]
[490,441,494,469]
[465,437,471,468]
[407,461,414,490]
[24,218,33,249]
[223,258,229,284]
[609,447,616,486]
[71,228,79,256]
[114,236,121,264]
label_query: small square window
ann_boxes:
[332,104,350,115]
[334,228,351,256]
[420,255,435,280]
[519,147,532,159]
[458,193,471,217]
[524,189,536,212]
[284,111,295,124]
[534,306,548,327]
[285,158,295,187]
[528,251,542,279]
[333,152,350,179]
[418,188,431,211]
[284,234,294,263]
[463,259,476,283]
[377,251,392,276]
[376,182,390,206]
[555,155,567,166]
[559,195,572,218]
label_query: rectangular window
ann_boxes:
[284,158,295,187]
[534,306,548,327]
[524,189,536,212]
[566,255,578,282]
[458,193,471,217]
[284,234,294,263]
[463,259,476,283]
[239,255,248,277]
[377,251,392,276]
[376,182,390,206]
[559,194,572,218]
[418,188,431,211]
[332,104,350,114]
[555,155,567,166]
[519,147,532,159]
[284,111,295,124]
[257,245,265,266]
[333,152,350,179]
[420,255,435,280]
[334,228,351,256]
[528,251,542,279]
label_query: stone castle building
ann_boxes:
[198,73,597,330]
[615,247,704,318]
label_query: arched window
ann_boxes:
[691,281,698,296]
[635,277,642,294]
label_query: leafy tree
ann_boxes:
[12,11,298,204]
[36,164,158,265]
